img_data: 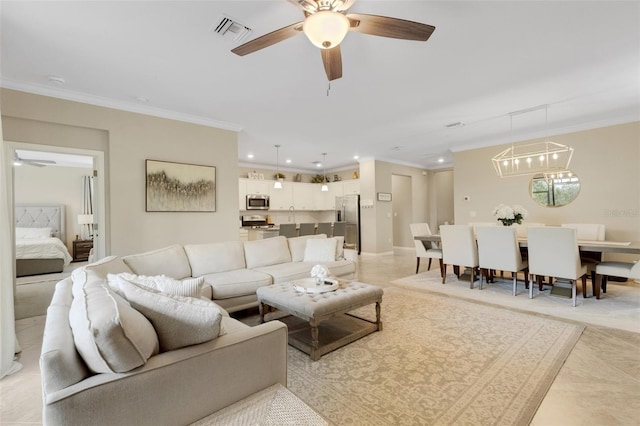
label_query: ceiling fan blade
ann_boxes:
[347,13,435,42]
[231,21,303,56]
[321,45,343,81]
[335,0,358,12]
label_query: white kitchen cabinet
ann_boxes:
[313,186,331,211]
[245,179,270,195]
[269,181,293,210]
[293,183,315,210]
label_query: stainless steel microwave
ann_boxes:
[246,194,270,210]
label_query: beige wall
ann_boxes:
[360,159,433,253]
[430,169,454,231]
[2,89,239,255]
[14,165,92,250]
[454,122,639,257]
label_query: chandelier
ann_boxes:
[492,105,574,178]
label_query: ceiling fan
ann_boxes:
[231,0,435,81]
[13,153,56,167]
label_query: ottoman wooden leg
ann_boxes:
[310,319,320,361]
[375,301,383,331]
[259,302,265,324]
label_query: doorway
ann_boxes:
[392,174,413,247]
[8,142,106,319]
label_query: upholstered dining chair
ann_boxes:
[476,226,528,295]
[409,223,443,276]
[316,222,333,237]
[332,221,346,237]
[278,223,297,238]
[561,223,606,281]
[440,225,479,288]
[594,260,640,299]
[527,227,587,307]
[298,223,316,236]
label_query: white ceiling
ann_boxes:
[1,1,638,172]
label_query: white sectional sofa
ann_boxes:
[122,234,356,313]
[40,234,355,425]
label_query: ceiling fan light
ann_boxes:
[303,11,349,49]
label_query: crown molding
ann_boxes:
[1,79,243,132]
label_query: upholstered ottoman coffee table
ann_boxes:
[257,281,383,361]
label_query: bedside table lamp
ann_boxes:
[78,214,94,240]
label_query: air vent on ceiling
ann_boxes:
[211,14,252,43]
[445,121,464,128]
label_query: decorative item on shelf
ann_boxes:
[353,171,359,179]
[311,174,329,183]
[493,204,528,226]
[491,105,574,178]
[333,174,341,182]
[273,145,283,189]
[294,173,302,182]
[310,264,330,286]
[248,171,260,180]
[321,153,329,192]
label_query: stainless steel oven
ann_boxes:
[246,194,270,210]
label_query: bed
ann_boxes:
[15,204,73,277]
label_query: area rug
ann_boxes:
[391,269,640,333]
[286,286,583,426]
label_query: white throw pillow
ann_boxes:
[333,236,345,260]
[108,273,204,298]
[16,227,51,239]
[303,238,338,263]
[69,268,159,373]
[114,278,223,352]
[288,234,327,262]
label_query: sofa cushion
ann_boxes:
[200,269,272,300]
[84,256,133,278]
[303,238,338,262]
[184,241,246,277]
[287,234,327,262]
[301,260,356,278]
[69,268,159,374]
[114,278,223,352]
[122,244,192,279]
[108,273,204,298]
[253,262,315,284]
[244,236,292,269]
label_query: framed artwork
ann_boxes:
[377,192,392,202]
[146,160,216,212]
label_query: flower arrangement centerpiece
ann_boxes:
[493,204,528,226]
[310,264,330,286]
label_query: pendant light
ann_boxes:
[321,153,328,192]
[273,145,282,189]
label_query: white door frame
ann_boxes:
[6,141,106,260]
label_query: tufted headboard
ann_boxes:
[15,204,66,242]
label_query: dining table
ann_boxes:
[414,235,640,298]
[415,235,640,254]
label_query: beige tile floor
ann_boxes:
[2,253,639,425]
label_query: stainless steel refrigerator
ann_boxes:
[335,195,361,254]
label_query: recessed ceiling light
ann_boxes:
[316,163,322,168]
[47,75,65,86]
[247,154,254,159]
[438,158,444,163]
[353,155,359,160]
[285,159,292,164]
